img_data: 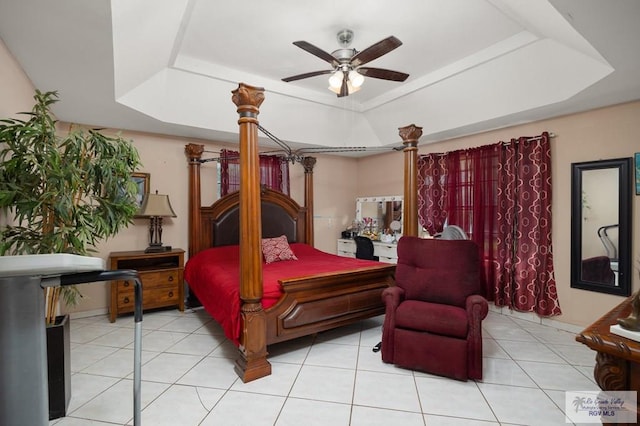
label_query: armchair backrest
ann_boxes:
[395,236,481,307]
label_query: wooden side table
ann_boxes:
[576,295,640,424]
[108,249,184,322]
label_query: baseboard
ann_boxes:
[490,302,584,334]
[68,308,108,320]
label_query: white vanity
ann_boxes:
[336,238,398,264]
[337,195,403,264]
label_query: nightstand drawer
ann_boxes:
[117,286,180,313]
[117,270,179,291]
[139,269,180,287]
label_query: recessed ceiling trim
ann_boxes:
[173,54,363,112]
[360,30,540,111]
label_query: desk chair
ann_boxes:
[354,236,379,261]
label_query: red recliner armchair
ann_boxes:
[381,236,488,381]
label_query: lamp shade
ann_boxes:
[328,82,361,95]
[348,70,364,88]
[328,70,343,89]
[137,192,176,218]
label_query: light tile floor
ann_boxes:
[49,308,602,426]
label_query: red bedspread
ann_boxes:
[184,243,382,344]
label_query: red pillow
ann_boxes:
[261,235,298,264]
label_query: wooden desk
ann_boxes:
[576,295,639,424]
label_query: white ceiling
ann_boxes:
[1,0,639,153]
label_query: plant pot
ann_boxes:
[47,314,71,420]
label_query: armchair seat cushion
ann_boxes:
[396,301,468,339]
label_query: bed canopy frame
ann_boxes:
[185,83,421,381]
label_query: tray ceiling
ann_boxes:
[1,0,639,152]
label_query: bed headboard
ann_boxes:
[198,188,308,251]
[185,142,315,258]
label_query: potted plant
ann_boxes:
[0,90,142,418]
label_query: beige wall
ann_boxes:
[357,103,640,328]
[0,39,36,118]
[2,36,638,327]
[1,37,360,315]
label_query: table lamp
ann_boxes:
[137,191,176,253]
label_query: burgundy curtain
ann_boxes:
[494,132,561,315]
[220,150,289,196]
[418,145,499,297]
[417,154,447,235]
[417,132,561,316]
[259,154,290,195]
[220,149,239,196]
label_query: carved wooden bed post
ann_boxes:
[399,124,422,237]
[231,83,271,382]
[301,156,316,245]
[185,143,205,257]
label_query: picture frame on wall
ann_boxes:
[131,172,150,208]
[635,153,640,195]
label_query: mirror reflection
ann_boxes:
[580,168,619,285]
[571,158,632,296]
[355,196,403,241]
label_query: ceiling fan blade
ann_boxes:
[350,36,402,67]
[338,71,349,97]
[293,41,339,67]
[357,67,409,82]
[282,69,333,82]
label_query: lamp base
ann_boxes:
[144,245,172,253]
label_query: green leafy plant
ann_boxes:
[0,90,142,323]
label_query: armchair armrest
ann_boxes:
[465,294,489,324]
[465,293,489,380]
[382,286,405,311]
[381,286,405,364]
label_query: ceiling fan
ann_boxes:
[282,29,409,97]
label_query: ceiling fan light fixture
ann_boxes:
[349,70,364,88]
[328,81,361,95]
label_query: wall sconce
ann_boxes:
[137,191,176,253]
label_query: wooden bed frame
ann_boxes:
[184,83,422,382]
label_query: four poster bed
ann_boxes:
[184,83,422,382]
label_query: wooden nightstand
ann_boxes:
[108,248,185,323]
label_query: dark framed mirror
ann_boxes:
[571,158,632,296]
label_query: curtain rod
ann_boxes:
[501,132,555,145]
[523,132,555,142]
[422,132,556,157]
